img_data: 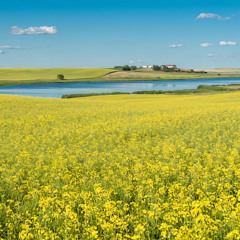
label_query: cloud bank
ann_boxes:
[196,13,230,20]
[219,41,237,46]
[11,26,57,35]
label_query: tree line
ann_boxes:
[114,65,137,71]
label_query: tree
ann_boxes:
[130,66,137,71]
[122,65,131,71]
[114,66,123,70]
[57,74,64,80]
[153,65,161,71]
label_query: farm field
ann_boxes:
[103,68,240,80]
[0,93,240,239]
[101,71,221,80]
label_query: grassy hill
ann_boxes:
[0,68,116,81]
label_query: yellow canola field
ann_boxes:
[0,93,240,239]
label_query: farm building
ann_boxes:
[161,64,177,70]
[160,64,180,72]
[142,65,153,69]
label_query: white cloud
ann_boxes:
[11,26,57,35]
[0,45,26,49]
[0,45,29,54]
[169,44,184,48]
[200,43,214,47]
[196,13,230,20]
[129,60,134,64]
[207,53,216,57]
[219,41,237,46]
[0,45,13,49]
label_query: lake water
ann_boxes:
[0,78,240,98]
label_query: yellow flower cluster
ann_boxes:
[0,92,240,239]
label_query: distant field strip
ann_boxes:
[0,93,240,239]
[0,68,116,80]
[102,70,240,80]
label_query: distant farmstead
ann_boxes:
[161,64,177,69]
[142,65,153,69]
[161,64,179,72]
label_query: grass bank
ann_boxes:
[62,84,240,98]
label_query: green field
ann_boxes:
[0,68,116,84]
[1,93,240,239]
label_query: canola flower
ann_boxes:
[0,93,240,239]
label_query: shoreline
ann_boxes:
[1,74,240,87]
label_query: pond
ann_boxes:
[0,78,240,98]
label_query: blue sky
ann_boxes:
[0,0,240,69]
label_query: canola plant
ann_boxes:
[0,93,240,239]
